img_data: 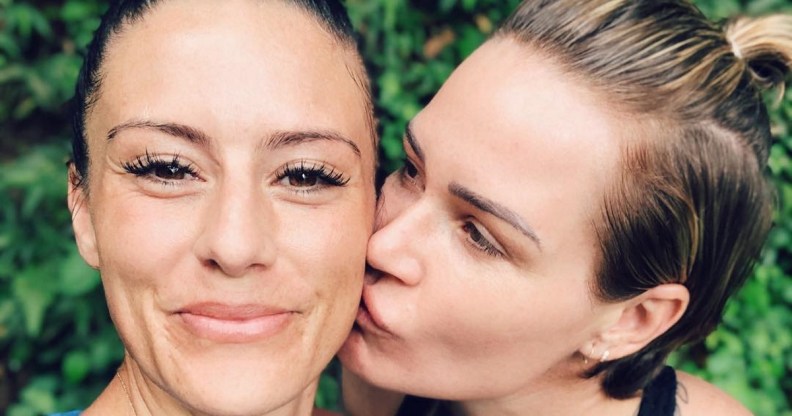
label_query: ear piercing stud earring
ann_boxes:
[583,345,610,364]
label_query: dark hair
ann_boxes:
[70,0,373,188]
[499,0,790,399]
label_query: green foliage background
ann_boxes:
[0,0,790,414]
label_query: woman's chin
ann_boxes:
[163,357,316,414]
[136,332,323,414]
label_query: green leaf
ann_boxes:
[19,383,57,414]
[61,0,94,21]
[62,350,92,383]
[439,0,456,13]
[457,26,486,58]
[59,247,100,296]
[7,404,38,416]
[12,266,57,336]
[314,371,340,410]
[462,0,478,12]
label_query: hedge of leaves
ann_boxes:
[1,0,790,415]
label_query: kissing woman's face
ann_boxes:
[340,37,626,401]
[69,0,375,414]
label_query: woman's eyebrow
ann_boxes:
[106,121,361,158]
[265,130,361,158]
[449,182,542,249]
[107,120,210,146]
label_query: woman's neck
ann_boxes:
[452,374,641,416]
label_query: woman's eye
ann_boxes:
[287,171,319,187]
[462,221,502,258]
[398,158,421,187]
[153,164,187,180]
[403,159,419,179]
[277,160,349,192]
[122,152,198,184]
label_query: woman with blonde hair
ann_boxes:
[340,0,792,415]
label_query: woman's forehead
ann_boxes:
[410,39,624,252]
[421,39,622,176]
[88,0,373,157]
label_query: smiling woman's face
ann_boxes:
[69,0,375,414]
[339,38,626,400]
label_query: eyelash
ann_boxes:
[122,151,198,184]
[398,157,421,185]
[462,221,503,258]
[275,159,350,192]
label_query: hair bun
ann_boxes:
[725,15,792,95]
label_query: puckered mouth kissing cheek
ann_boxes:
[348,266,389,333]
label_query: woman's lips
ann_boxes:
[355,288,393,337]
[176,303,295,343]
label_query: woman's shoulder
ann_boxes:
[674,370,753,416]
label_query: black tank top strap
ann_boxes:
[396,396,455,416]
[637,366,678,416]
[396,395,441,416]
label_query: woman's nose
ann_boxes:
[193,179,277,278]
[366,177,426,286]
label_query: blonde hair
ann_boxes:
[498,0,791,399]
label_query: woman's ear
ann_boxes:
[583,284,689,362]
[68,169,100,269]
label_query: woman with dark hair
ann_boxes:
[61,0,377,415]
[339,1,791,415]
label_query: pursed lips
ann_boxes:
[355,283,395,337]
